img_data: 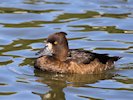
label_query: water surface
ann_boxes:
[0,0,133,100]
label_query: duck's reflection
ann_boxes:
[33,69,115,100]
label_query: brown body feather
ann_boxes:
[35,49,120,74]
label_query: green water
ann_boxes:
[0,0,133,100]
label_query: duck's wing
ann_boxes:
[68,49,96,64]
[68,49,120,64]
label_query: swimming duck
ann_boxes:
[34,32,120,74]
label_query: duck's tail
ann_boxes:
[110,56,121,62]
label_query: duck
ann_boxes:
[34,32,120,74]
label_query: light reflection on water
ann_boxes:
[0,0,133,100]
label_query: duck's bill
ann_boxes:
[36,45,52,57]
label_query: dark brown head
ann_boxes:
[38,32,69,61]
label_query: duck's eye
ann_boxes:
[54,41,58,45]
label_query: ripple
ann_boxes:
[0,92,16,96]
[64,86,133,100]
[0,56,13,66]
[88,79,133,90]
[3,49,35,58]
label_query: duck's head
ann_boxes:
[37,32,69,61]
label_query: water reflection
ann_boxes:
[34,69,115,100]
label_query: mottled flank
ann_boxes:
[34,32,120,74]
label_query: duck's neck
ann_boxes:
[53,39,69,62]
